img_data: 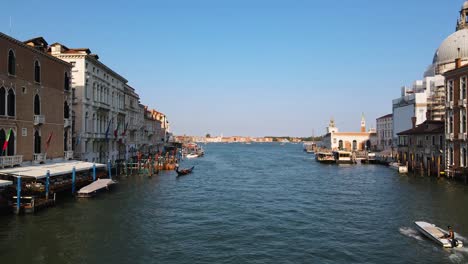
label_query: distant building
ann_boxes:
[50,42,127,163]
[376,114,393,151]
[397,120,444,176]
[0,33,72,166]
[318,115,377,151]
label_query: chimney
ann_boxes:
[411,117,417,129]
[456,58,462,69]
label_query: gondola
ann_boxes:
[176,166,195,176]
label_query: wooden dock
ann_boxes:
[77,179,116,198]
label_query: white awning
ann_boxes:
[0,179,12,187]
[0,161,106,179]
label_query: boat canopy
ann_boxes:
[0,179,12,187]
[0,161,106,179]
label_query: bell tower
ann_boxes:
[326,118,338,134]
[360,113,366,133]
[456,1,468,31]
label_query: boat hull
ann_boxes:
[415,221,463,248]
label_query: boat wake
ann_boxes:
[399,227,424,241]
[449,248,468,264]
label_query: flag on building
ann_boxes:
[105,119,112,141]
[2,128,12,152]
[45,131,54,152]
[114,122,120,138]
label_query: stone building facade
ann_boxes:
[376,114,393,151]
[0,33,72,166]
[397,120,444,176]
[50,43,127,163]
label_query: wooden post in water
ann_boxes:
[16,176,21,214]
[93,163,96,181]
[437,156,441,178]
[108,159,112,179]
[72,166,76,194]
[46,170,50,200]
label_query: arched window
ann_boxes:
[8,50,15,75]
[7,89,15,117]
[450,147,454,165]
[463,148,467,167]
[64,72,70,91]
[7,130,14,156]
[0,129,5,156]
[34,60,41,83]
[85,112,89,132]
[0,87,5,115]
[34,130,41,154]
[352,140,357,151]
[34,94,41,115]
[64,131,68,151]
[338,140,343,150]
[64,101,70,119]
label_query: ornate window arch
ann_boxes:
[7,88,15,117]
[34,60,41,83]
[8,49,16,75]
[34,94,41,115]
[0,86,5,116]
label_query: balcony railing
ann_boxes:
[0,155,23,168]
[459,99,467,108]
[64,151,74,160]
[446,133,455,141]
[34,115,45,125]
[33,153,46,164]
[459,133,467,141]
[64,118,72,128]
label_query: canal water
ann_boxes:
[1,143,468,263]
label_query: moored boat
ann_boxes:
[389,162,408,173]
[186,153,199,159]
[415,221,463,248]
[333,151,356,164]
[176,166,195,177]
[315,152,335,164]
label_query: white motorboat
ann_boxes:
[414,221,463,248]
[186,153,199,159]
[389,162,408,174]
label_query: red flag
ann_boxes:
[2,128,12,152]
[114,122,120,138]
[45,131,53,152]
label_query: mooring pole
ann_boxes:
[108,159,112,179]
[16,176,21,214]
[72,166,76,194]
[46,170,50,200]
[93,163,97,181]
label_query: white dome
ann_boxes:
[433,28,468,65]
[464,1,468,10]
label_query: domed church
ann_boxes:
[426,1,468,76]
[393,2,468,143]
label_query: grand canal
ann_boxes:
[1,143,468,263]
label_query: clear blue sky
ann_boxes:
[1,0,462,137]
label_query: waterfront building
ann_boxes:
[50,43,127,163]
[376,114,393,151]
[0,33,72,166]
[318,115,377,151]
[397,120,444,176]
[123,84,141,159]
[392,77,444,144]
[443,62,468,177]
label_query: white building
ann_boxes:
[392,75,445,144]
[50,44,127,163]
[319,116,377,151]
[376,114,393,151]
